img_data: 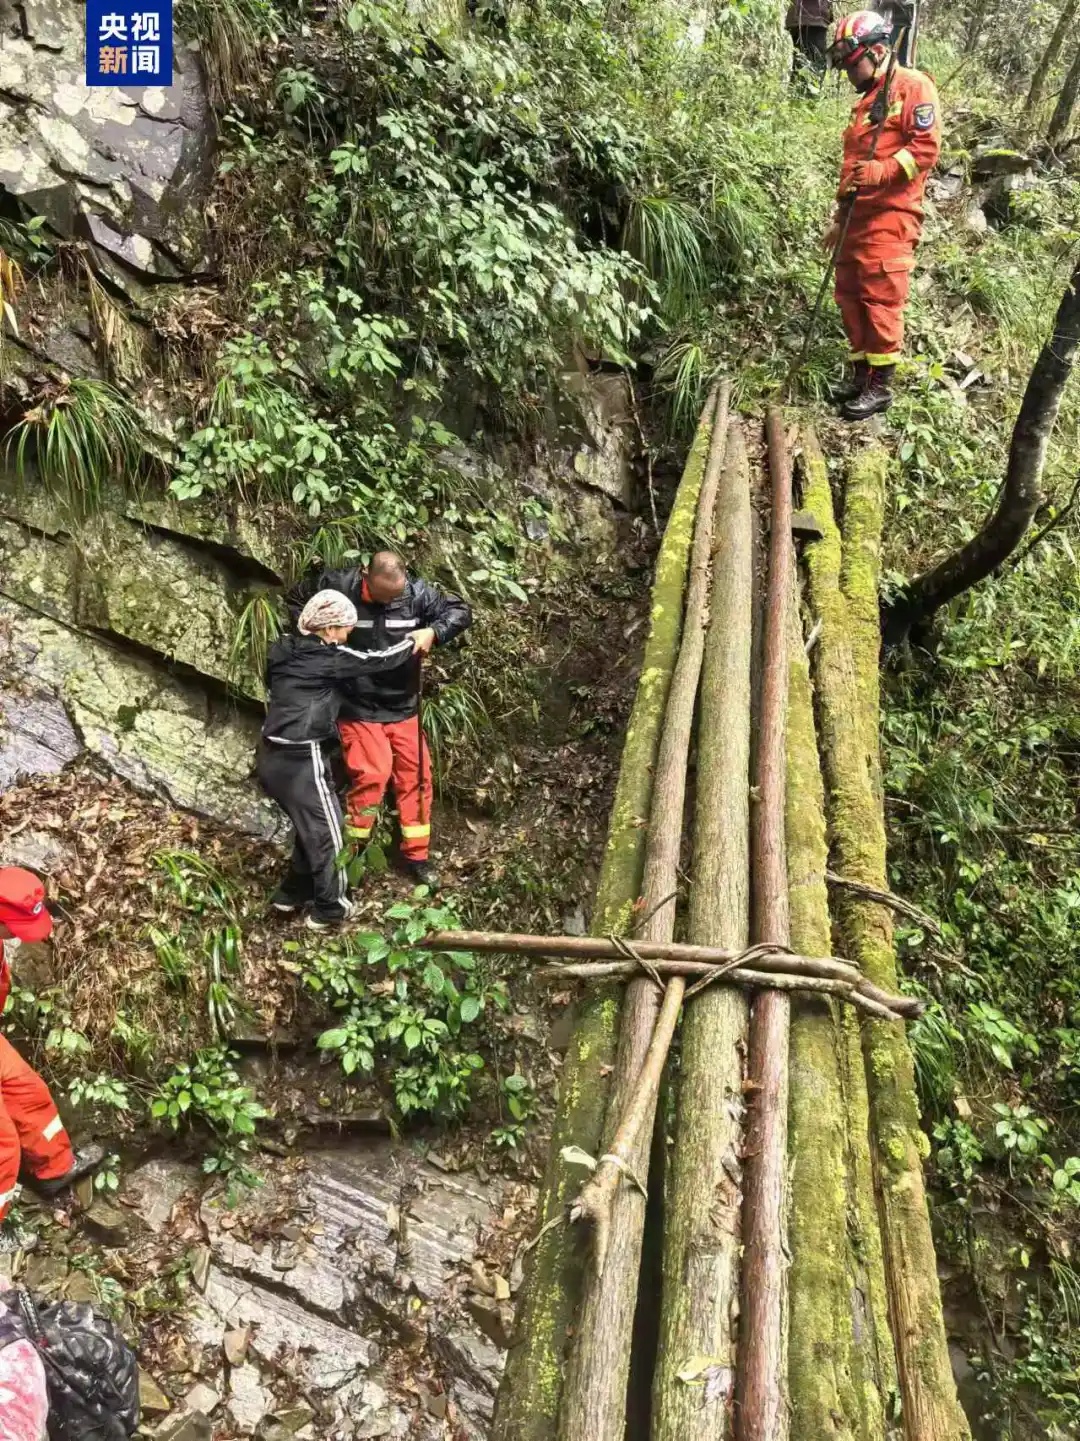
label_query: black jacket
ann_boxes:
[262,632,416,744]
[285,569,473,724]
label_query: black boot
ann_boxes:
[830,359,869,405]
[28,1143,105,1200]
[402,859,441,892]
[841,366,894,421]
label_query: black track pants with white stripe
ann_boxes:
[257,740,350,920]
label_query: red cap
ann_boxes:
[0,868,53,944]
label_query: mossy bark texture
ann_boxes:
[802,433,970,1441]
[563,387,730,1441]
[651,420,752,1441]
[785,591,894,1441]
[491,394,717,1441]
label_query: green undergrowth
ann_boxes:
[871,20,1080,1440]
[6,836,541,1188]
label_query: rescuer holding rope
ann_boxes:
[825,10,941,420]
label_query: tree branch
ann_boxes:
[884,252,1080,641]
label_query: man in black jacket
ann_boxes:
[286,551,473,890]
[260,590,418,929]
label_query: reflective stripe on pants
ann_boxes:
[0,1034,74,1219]
[339,718,434,861]
[834,254,913,367]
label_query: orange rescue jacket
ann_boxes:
[838,63,941,254]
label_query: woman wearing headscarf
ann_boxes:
[258,591,418,930]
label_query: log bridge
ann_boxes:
[487,389,972,1441]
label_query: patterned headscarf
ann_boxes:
[298,590,358,636]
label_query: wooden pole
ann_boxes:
[492,389,718,1441]
[736,405,794,1441]
[421,934,920,1017]
[533,963,913,1021]
[651,414,750,1440]
[785,584,895,1436]
[559,383,731,1441]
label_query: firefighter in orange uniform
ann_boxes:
[825,10,941,420]
[0,869,103,1252]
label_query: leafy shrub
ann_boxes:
[151,1045,267,1177]
[304,896,508,1117]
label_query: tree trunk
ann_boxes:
[736,407,793,1441]
[650,419,752,1441]
[885,254,1080,639]
[804,446,971,1441]
[1050,45,1080,140]
[786,429,896,1441]
[965,0,992,51]
[560,384,731,1441]
[1026,0,1078,112]
[491,390,718,1441]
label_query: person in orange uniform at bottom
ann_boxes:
[0,869,103,1253]
[825,10,941,421]
[287,552,473,892]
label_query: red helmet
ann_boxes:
[829,11,892,68]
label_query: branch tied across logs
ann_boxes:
[419,930,922,1022]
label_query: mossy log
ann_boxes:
[491,391,718,1441]
[786,588,895,1441]
[801,432,971,1441]
[651,419,752,1441]
[562,385,731,1441]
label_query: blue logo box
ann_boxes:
[86,2,174,87]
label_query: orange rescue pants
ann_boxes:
[339,718,433,861]
[834,252,914,367]
[0,1035,74,1220]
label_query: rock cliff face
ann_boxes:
[0,0,635,840]
[0,0,212,276]
[0,1,282,831]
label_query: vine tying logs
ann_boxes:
[490,401,968,1441]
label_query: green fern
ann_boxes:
[287,519,365,580]
[229,591,283,692]
[422,681,491,790]
[622,194,707,316]
[655,338,713,434]
[178,0,279,110]
[7,378,148,516]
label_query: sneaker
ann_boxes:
[402,859,440,891]
[305,897,353,932]
[0,1222,38,1255]
[305,913,342,932]
[28,1143,105,1200]
[271,899,301,914]
[841,366,895,422]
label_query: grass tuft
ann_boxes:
[7,377,149,516]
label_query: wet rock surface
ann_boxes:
[0,1,213,275]
[122,1141,527,1438]
[0,595,278,838]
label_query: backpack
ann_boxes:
[6,1288,140,1441]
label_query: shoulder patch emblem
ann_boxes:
[913,102,936,130]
